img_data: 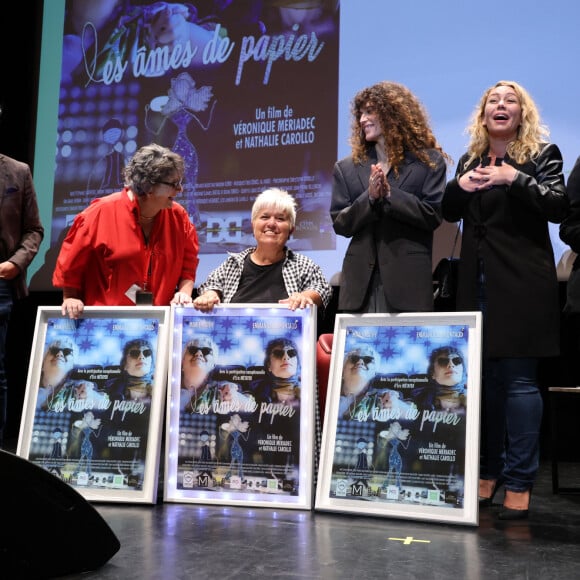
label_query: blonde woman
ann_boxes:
[442,80,568,520]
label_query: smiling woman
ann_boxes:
[53,143,199,318]
[193,187,332,313]
[442,80,568,521]
[331,81,452,314]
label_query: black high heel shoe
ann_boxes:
[498,488,531,520]
[478,477,504,508]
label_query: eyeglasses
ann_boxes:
[156,178,183,190]
[187,346,213,357]
[436,356,462,367]
[271,348,298,359]
[129,348,153,359]
[348,354,374,365]
[49,346,73,357]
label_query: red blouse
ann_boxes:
[53,189,199,306]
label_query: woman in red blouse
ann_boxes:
[53,143,199,318]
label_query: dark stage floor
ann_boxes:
[3,436,580,580]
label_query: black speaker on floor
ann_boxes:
[0,450,121,578]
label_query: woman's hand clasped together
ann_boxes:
[330,81,450,314]
[458,161,517,192]
[369,163,390,201]
[442,80,568,520]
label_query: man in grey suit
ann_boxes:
[0,105,44,446]
[331,81,450,313]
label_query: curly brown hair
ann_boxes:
[349,81,451,176]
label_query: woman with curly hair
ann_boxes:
[251,337,301,407]
[411,346,467,414]
[105,338,155,404]
[331,81,451,313]
[442,80,568,520]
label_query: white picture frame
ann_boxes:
[17,306,170,504]
[164,304,317,510]
[315,312,482,525]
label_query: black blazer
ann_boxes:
[331,146,446,311]
[443,143,568,358]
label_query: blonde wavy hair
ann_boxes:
[463,80,550,169]
[349,81,451,176]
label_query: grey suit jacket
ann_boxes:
[0,154,44,299]
[330,146,445,312]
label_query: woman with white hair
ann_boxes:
[37,338,76,410]
[193,188,332,312]
[338,345,380,420]
[180,336,218,413]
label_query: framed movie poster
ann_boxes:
[315,312,482,526]
[17,306,170,504]
[164,304,317,510]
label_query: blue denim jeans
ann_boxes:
[480,357,542,491]
[477,260,541,491]
[0,279,13,446]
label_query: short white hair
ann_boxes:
[183,336,219,359]
[251,188,297,229]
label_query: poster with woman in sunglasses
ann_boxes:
[329,324,469,509]
[94,337,157,471]
[170,306,315,506]
[180,336,219,413]
[338,346,380,420]
[37,337,77,410]
[246,338,301,472]
[251,338,301,408]
[411,347,467,415]
[25,314,163,495]
[105,338,155,405]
